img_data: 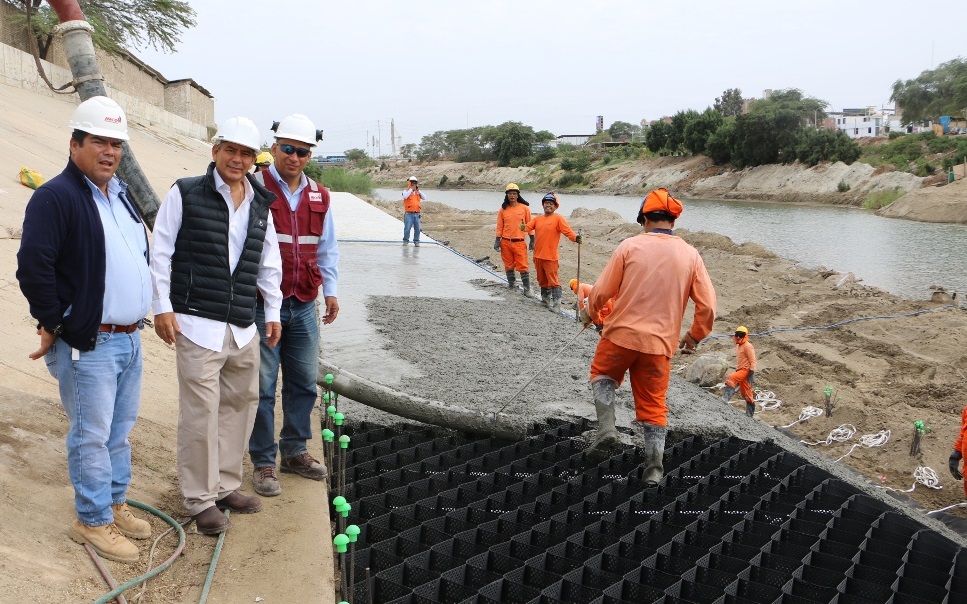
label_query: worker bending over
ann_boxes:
[722,325,757,417]
[521,192,580,311]
[494,183,534,296]
[569,279,613,330]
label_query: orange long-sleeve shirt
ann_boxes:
[524,214,577,261]
[955,406,967,453]
[576,282,613,324]
[735,339,757,372]
[496,203,533,239]
[589,231,716,358]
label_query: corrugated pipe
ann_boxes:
[47,0,160,229]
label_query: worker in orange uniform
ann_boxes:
[582,188,716,487]
[402,176,424,246]
[722,326,757,417]
[569,279,613,330]
[494,183,534,296]
[520,192,581,311]
[949,408,967,497]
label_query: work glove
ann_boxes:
[528,235,535,251]
[493,237,501,251]
[747,370,755,386]
[950,450,964,480]
[518,222,527,231]
[575,235,583,245]
[578,307,592,327]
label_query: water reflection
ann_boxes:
[375,188,967,300]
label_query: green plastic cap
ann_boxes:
[332,495,346,508]
[346,525,360,542]
[333,533,349,552]
[322,428,334,442]
[340,503,352,517]
[339,435,351,449]
[325,373,334,384]
[323,392,330,402]
[327,405,337,417]
[334,412,345,426]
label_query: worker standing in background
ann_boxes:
[254,151,273,173]
[521,192,581,312]
[249,114,337,497]
[494,183,534,296]
[582,188,716,488]
[17,97,152,563]
[569,279,613,330]
[402,176,424,246]
[948,407,967,497]
[722,326,757,417]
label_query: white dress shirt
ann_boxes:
[151,168,283,352]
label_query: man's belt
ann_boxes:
[99,323,140,333]
[502,237,524,242]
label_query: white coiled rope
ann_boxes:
[777,406,823,429]
[755,390,782,411]
[801,424,857,446]
[875,466,942,493]
[834,429,891,462]
[927,501,967,515]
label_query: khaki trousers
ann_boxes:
[176,326,259,516]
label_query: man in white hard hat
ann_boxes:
[246,114,338,497]
[17,96,152,563]
[402,176,424,246]
[150,116,284,535]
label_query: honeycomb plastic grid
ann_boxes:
[338,420,963,603]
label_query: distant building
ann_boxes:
[555,134,594,146]
[830,107,887,139]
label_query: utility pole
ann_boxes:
[390,119,397,157]
[376,120,382,158]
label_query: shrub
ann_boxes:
[862,187,905,209]
[439,175,448,187]
[554,171,586,188]
[313,167,373,195]
[559,151,592,172]
[837,180,850,192]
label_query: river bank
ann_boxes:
[366,194,967,519]
[368,155,967,224]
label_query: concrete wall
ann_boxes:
[0,2,213,140]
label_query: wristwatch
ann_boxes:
[37,322,64,336]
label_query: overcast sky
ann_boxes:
[137,0,963,157]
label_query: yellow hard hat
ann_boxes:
[734,326,749,336]
[255,151,273,166]
[505,182,520,192]
[568,278,578,292]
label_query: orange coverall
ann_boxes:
[725,337,757,404]
[524,214,577,289]
[954,406,967,497]
[575,282,613,326]
[588,232,716,426]
[496,203,532,272]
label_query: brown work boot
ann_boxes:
[215,490,262,514]
[68,520,139,563]
[193,506,232,535]
[253,466,282,497]
[281,452,328,480]
[112,502,151,539]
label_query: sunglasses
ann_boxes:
[278,143,311,158]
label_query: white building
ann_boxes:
[830,108,886,138]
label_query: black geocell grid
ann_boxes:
[336,418,964,604]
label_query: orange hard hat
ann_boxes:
[568,278,578,292]
[637,188,683,224]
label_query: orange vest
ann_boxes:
[254,172,330,302]
[403,189,422,213]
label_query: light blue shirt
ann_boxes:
[267,164,339,298]
[85,176,151,325]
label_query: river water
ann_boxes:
[374,188,967,301]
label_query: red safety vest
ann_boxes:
[254,171,330,302]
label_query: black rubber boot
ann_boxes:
[722,385,736,403]
[540,288,550,307]
[586,379,619,461]
[520,272,531,297]
[634,422,667,487]
[506,270,516,290]
[548,286,562,313]
[746,403,756,418]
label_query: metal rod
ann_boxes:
[499,325,589,414]
[575,229,582,322]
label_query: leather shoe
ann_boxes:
[193,507,232,535]
[215,490,262,514]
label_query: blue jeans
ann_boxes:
[249,298,319,467]
[403,212,421,243]
[46,331,142,526]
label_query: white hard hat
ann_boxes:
[69,96,129,140]
[272,114,321,147]
[408,176,418,182]
[211,116,261,152]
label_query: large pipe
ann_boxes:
[48,0,160,229]
[318,361,529,441]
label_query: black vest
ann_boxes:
[170,162,275,327]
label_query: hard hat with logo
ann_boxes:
[212,117,261,152]
[69,96,129,140]
[542,192,559,207]
[255,151,273,166]
[568,278,579,293]
[734,326,749,337]
[271,114,322,147]
[505,182,520,192]
[636,188,683,224]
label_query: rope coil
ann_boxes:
[801,424,857,446]
[875,466,942,493]
[777,406,823,429]
[834,429,891,462]
[755,390,782,411]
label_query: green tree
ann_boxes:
[714,88,744,117]
[344,148,368,162]
[645,120,672,153]
[399,143,416,159]
[668,110,700,154]
[606,120,641,141]
[535,130,556,143]
[6,0,196,59]
[705,118,736,165]
[891,58,967,125]
[730,89,828,168]
[683,108,723,155]
[485,121,536,167]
